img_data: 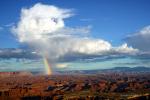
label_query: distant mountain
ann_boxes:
[1,67,150,76]
[0,71,33,77]
[58,66,150,74]
[110,66,150,72]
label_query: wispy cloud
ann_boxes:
[5,22,15,27]
[0,22,15,32]
[0,26,4,31]
[80,18,93,22]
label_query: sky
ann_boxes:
[0,0,150,72]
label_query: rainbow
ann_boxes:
[43,57,52,75]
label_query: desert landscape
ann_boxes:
[0,69,150,100]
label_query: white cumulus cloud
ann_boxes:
[12,3,73,42]
[125,25,150,52]
[71,38,111,55]
[12,3,138,63]
[113,43,139,54]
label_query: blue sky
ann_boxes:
[0,0,150,72]
[1,0,150,48]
